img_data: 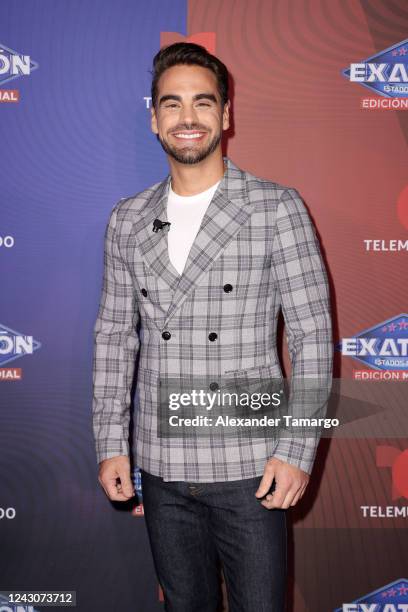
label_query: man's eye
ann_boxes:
[165,104,178,108]
[197,102,211,107]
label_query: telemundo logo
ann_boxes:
[0,236,14,248]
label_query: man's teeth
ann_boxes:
[174,133,203,139]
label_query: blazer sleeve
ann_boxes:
[271,188,333,474]
[92,205,140,464]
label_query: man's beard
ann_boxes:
[157,130,222,165]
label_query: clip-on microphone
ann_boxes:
[152,219,171,233]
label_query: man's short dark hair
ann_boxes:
[150,42,229,110]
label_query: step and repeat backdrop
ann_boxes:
[1,1,407,611]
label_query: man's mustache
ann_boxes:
[171,125,208,132]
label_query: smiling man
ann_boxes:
[93,42,333,612]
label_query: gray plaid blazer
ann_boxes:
[92,156,333,481]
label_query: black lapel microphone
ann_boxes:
[152,218,171,233]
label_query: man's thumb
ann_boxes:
[255,467,275,498]
[118,470,135,497]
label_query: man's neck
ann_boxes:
[169,154,226,196]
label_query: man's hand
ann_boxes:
[255,457,309,509]
[98,455,135,502]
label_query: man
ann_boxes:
[92,42,333,612]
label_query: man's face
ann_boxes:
[151,64,230,165]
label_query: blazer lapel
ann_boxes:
[164,156,255,325]
[133,156,255,327]
[130,173,181,291]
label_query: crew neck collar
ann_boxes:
[169,177,221,199]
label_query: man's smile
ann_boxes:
[171,131,207,141]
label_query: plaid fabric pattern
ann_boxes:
[92,156,333,481]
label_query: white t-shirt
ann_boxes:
[167,179,221,275]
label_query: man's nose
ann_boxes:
[178,104,198,125]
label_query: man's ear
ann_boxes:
[222,100,230,131]
[151,105,158,135]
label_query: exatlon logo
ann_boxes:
[0,42,39,103]
[337,314,408,379]
[334,578,408,611]
[343,38,408,110]
[0,323,41,380]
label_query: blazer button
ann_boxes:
[223,283,233,293]
[208,332,218,341]
[162,331,171,341]
[209,382,219,391]
[141,288,147,297]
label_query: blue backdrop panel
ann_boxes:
[1,1,186,611]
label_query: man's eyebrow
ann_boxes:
[158,93,217,106]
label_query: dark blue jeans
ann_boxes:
[140,470,287,612]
